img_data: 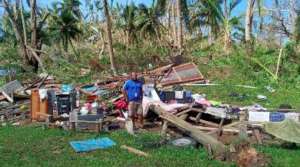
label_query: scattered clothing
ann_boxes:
[285,113,299,122]
[70,137,116,152]
[269,112,285,122]
[61,84,73,94]
[114,98,128,110]
[240,104,267,112]
[205,107,227,118]
[175,91,184,99]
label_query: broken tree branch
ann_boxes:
[26,45,45,72]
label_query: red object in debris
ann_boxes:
[114,98,128,110]
[87,95,97,103]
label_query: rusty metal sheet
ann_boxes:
[160,63,204,86]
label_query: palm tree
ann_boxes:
[117,3,138,45]
[194,0,241,49]
[135,3,164,41]
[170,0,190,49]
[190,1,222,44]
[103,0,117,75]
[48,0,82,52]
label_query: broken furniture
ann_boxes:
[69,109,104,132]
[0,80,23,103]
[0,100,30,123]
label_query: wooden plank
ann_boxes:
[193,126,253,134]
[121,145,149,157]
[217,118,225,136]
[195,112,203,123]
[189,116,219,128]
[253,129,263,144]
[176,108,191,116]
[161,120,169,137]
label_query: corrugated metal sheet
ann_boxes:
[160,63,204,86]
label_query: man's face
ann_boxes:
[131,72,137,80]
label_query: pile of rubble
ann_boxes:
[0,62,299,165]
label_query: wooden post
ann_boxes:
[217,118,225,137]
[253,128,263,144]
[195,112,203,123]
[161,120,169,137]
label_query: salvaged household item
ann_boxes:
[31,89,40,120]
[70,109,104,132]
[70,137,116,152]
[56,93,76,115]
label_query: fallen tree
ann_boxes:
[153,105,227,159]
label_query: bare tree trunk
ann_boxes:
[172,1,178,47]
[176,0,183,50]
[289,0,298,39]
[103,0,117,75]
[20,3,27,46]
[168,2,172,39]
[223,0,231,50]
[30,0,39,72]
[2,0,30,64]
[30,0,37,48]
[224,28,231,49]
[245,0,256,42]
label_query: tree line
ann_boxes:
[0,0,299,73]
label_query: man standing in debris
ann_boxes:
[123,72,144,128]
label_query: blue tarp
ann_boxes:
[70,137,116,152]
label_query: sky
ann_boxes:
[39,0,248,16]
[37,0,277,18]
[1,0,275,19]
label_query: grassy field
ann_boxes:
[0,125,300,167]
[0,125,232,167]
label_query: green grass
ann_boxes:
[0,125,232,167]
[1,126,300,167]
[187,83,300,109]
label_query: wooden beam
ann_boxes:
[189,116,219,128]
[121,145,149,157]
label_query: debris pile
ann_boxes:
[0,62,299,166]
